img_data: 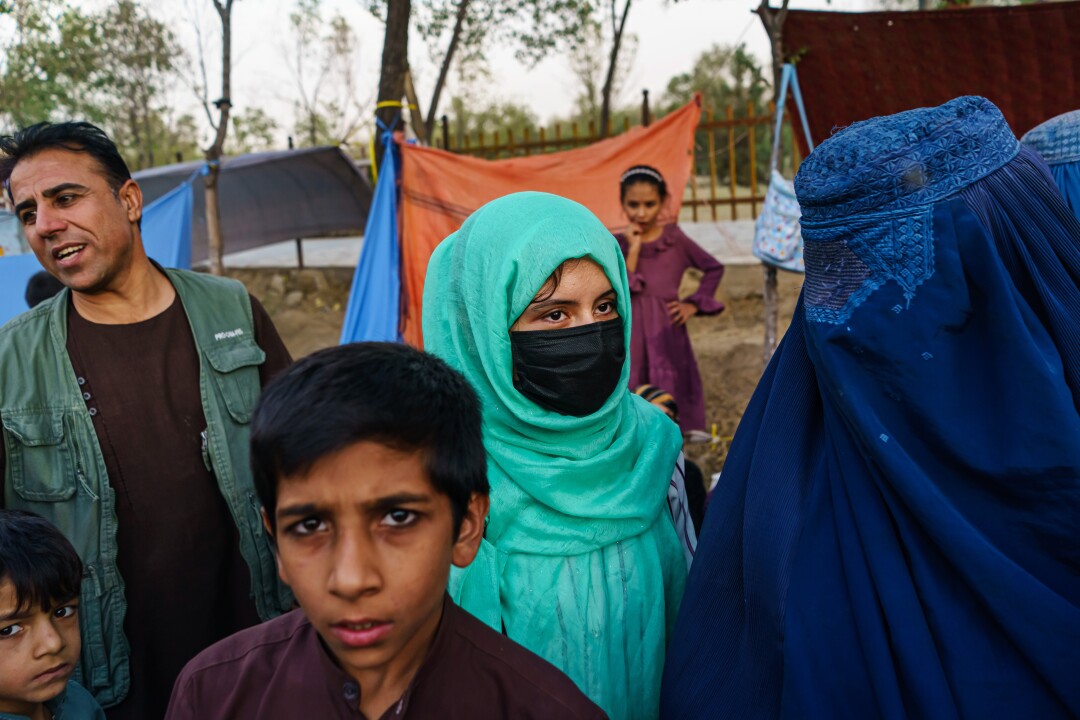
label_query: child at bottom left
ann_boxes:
[0,510,106,720]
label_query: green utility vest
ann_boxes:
[0,269,292,708]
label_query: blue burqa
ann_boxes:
[662,97,1080,720]
[1023,109,1080,224]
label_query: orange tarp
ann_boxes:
[399,96,702,346]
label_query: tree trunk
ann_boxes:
[204,0,234,276]
[425,0,469,141]
[756,0,789,364]
[375,0,411,168]
[599,0,632,139]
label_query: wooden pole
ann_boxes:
[757,0,791,366]
[748,102,759,217]
[403,68,427,144]
[706,106,719,222]
[727,105,737,221]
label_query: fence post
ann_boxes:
[748,103,758,217]
[727,105,737,221]
[706,106,719,222]
[642,89,651,127]
[441,114,450,150]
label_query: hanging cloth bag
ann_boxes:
[753,63,814,272]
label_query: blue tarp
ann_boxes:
[142,180,193,270]
[0,253,46,327]
[0,179,194,328]
[340,136,401,344]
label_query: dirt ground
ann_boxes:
[232,264,802,476]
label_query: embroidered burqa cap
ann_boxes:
[1022,109,1080,223]
[662,97,1080,719]
[423,191,685,719]
[1023,109,1080,166]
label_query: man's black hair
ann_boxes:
[0,510,83,614]
[0,121,133,203]
[25,270,65,308]
[251,342,489,535]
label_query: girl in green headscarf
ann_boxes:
[423,192,690,719]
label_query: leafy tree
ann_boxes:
[0,1,198,171]
[228,107,278,154]
[0,1,103,129]
[368,0,593,141]
[445,95,538,147]
[662,42,771,185]
[96,0,185,170]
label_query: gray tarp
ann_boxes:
[133,146,373,265]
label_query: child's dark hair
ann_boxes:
[251,342,489,535]
[25,271,65,308]
[619,165,668,201]
[0,510,83,614]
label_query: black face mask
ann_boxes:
[509,317,626,417]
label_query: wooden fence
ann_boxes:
[436,98,802,222]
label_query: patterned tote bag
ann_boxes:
[753,64,815,273]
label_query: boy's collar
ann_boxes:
[311,594,455,718]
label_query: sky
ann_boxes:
[130,0,875,146]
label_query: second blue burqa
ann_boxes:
[662,97,1080,719]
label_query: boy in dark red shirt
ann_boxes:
[165,343,606,720]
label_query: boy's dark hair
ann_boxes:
[0,121,133,202]
[25,270,65,308]
[619,164,668,201]
[0,510,83,614]
[251,342,489,535]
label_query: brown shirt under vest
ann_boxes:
[165,595,608,720]
[1,291,292,720]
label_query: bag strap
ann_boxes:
[769,64,815,173]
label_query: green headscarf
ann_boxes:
[423,192,685,719]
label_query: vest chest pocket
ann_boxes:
[204,341,266,424]
[1,410,78,501]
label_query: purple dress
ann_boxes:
[616,224,725,433]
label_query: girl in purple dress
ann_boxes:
[615,165,725,435]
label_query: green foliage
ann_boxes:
[0,1,104,129]
[370,0,595,68]
[96,0,186,169]
[0,0,200,170]
[445,95,539,147]
[228,107,278,155]
[662,43,773,185]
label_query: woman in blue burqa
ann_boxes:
[1023,109,1080,224]
[661,96,1080,719]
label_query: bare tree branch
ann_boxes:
[599,0,632,138]
[425,0,469,141]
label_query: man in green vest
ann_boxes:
[0,122,294,719]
